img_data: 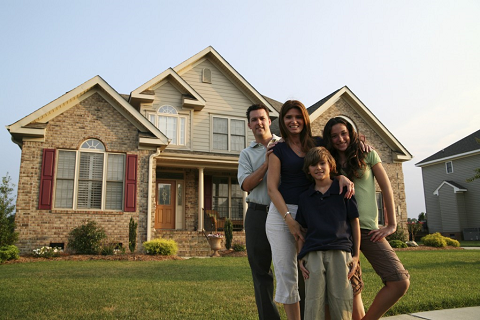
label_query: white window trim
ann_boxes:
[53,148,125,211]
[147,106,188,146]
[210,115,247,153]
[445,161,453,174]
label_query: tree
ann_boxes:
[0,174,18,247]
[128,217,138,253]
[418,212,426,221]
[466,168,480,182]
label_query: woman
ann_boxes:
[323,117,410,320]
[265,100,354,320]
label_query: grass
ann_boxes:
[1,250,479,319]
[459,240,480,247]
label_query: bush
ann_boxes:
[224,218,233,250]
[386,224,408,242]
[67,220,107,254]
[421,232,447,247]
[389,240,407,248]
[128,217,138,253]
[232,243,246,252]
[100,243,125,256]
[445,237,460,247]
[33,246,62,258]
[0,174,18,247]
[0,245,19,263]
[143,239,178,256]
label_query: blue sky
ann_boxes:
[1,1,479,218]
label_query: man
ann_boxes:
[238,104,281,320]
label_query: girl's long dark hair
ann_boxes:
[323,117,366,180]
[278,100,315,152]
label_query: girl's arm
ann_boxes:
[267,153,304,241]
[368,162,396,242]
[348,217,360,279]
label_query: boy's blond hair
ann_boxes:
[303,147,337,181]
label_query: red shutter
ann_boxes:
[124,154,137,212]
[38,149,56,210]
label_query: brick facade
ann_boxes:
[310,97,408,229]
[15,92,155,254]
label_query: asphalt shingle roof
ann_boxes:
[416,129,480,166]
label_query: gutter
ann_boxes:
[147,147,162,241]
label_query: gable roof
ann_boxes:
[433,180,468,195]
[129,68,207,111]
[416,129,480,167]
[308,86,412,162]
[7,75,170,149]
[172,46,279,117]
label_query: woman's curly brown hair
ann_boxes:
[323,117,366,180]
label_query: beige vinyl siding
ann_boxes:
[140,82,192,149]
[179,59,254,153]
[153,81,183,110]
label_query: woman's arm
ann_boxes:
[267,153,304,241]
[368,162,396,242]
[348,217,360,279]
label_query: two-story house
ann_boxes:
[7,46,412,256]
[416,129,480,240]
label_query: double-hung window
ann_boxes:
[148,105,186,146]
[445,161,453,174]
[54,139,125,210]
[212,116,246,152]
[376,192,385,225]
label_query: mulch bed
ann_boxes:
[2,245,463,264]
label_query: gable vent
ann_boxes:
[202,68,212,83]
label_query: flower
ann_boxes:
[32,246,63,258]
[207,233,224,238]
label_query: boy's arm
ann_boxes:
[348,217,360,280]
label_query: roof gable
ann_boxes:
[433,180,468,195]
[416,129,480,167]
[129,68,206,111]
[172,46,279,117]
[308,86,412,162]
[7,75,169,149]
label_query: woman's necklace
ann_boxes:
[289,142,305,157]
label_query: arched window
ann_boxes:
[337,115,358,132]
[148,105,186,146]
[54,139,125,210]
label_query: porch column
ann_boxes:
[198,167,204,231]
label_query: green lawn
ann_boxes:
[1,250,479,319]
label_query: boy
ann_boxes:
[296,147,360,320]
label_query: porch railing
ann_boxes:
[203,207,244,232]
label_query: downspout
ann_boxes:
[147,147,162,241]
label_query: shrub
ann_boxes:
[0,174,18,247]
[0,245,19,263]
[389,240,407,248]
[232,243,246,252]
[143,239,178,256]
[421,233,447,247]
[128,217,138,253]
[386,224,408,242]
[67,220,107,254]
[33,246,62,258]
[224,218,233,250]
[445,237,460,247]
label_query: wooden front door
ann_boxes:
[155,180,176,229]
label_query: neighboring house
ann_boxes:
[416,129,480,240]
[7,46,279,256]
[7,47,412,256]
[271,86,412,229]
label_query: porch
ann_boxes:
[157,230,246,257]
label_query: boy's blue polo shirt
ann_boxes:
[296,179,359,260]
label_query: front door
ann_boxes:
[155,180,176,229]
